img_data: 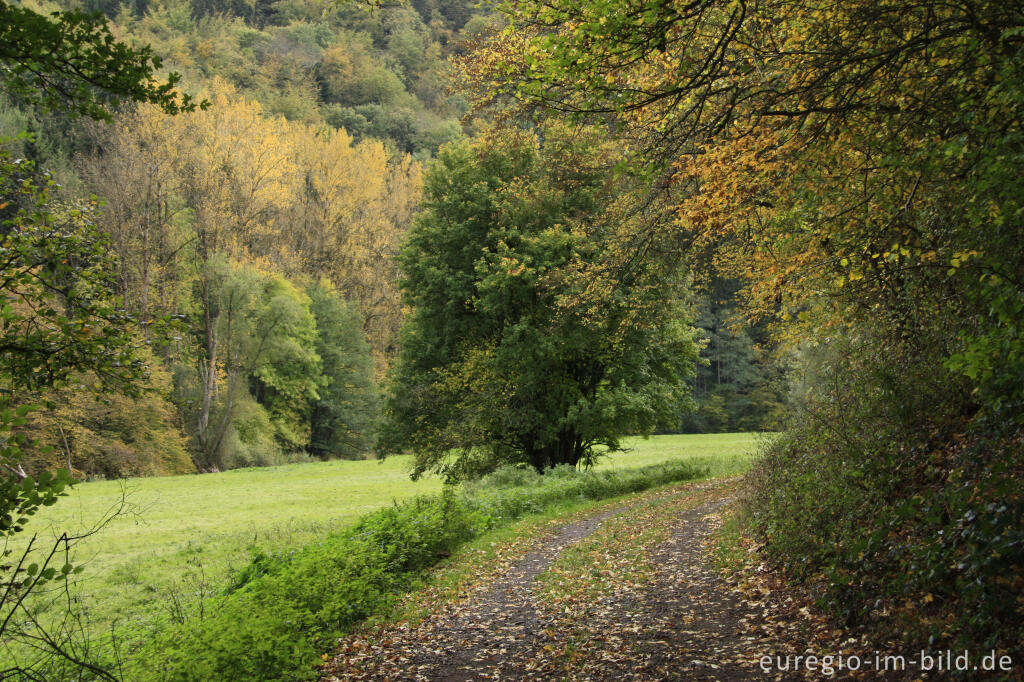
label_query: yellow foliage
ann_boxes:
[84,77,423,375]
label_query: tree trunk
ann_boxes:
[197,277,219,468]
[528,429,585,473]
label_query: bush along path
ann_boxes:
[124,461,708,681]
[323,479,932,681]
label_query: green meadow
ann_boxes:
[19,433,762,637]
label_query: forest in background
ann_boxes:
[1,0,782,480]
[5,76,421,477]
[1,0,1021,677]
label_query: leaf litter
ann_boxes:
[322,478,916,681]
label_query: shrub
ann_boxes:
[748,349,1024,658]
[127,459,706,680]
[468,463,543,490]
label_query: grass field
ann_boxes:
[15,433,764,640]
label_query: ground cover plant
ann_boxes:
[123,458,710,679]
[2,433,759,677]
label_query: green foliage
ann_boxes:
[0,147,146,397]
[216,392,286,467]
[383,125,697,479]
[167,262,382,469]
[307,284,379,459]
[0,141,152,678]
[247,274,323,450]
[0,411,70,539]
[0,1,200,120]
[127,459,706,681]
[748,322,1022,652]
[181,258,326,468]
[750,409,1024,653]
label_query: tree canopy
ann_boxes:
[381,124,696,480]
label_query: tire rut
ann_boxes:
[324,504,629,681]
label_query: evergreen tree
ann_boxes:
[308,284,379,459]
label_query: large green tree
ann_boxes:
[381,124,696,480]
[177,258,324,470]
[473,0,1024,653]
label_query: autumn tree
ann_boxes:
[280,125,421,371]
[78,83,399,467]
[381,124,696,480]
[475,0,1024,654]
[78,109,192,328]
[167,80,295,462]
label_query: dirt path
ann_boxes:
[324,501,633,681]
[542,495,800,681]
[322,480,866,681]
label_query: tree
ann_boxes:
[479,0,1024,402]
[381,124,696,480]
[168,81,295,461]
[682,276,787,433]
[180,258,323,470]
[0,1,200,120]
[77,108,192,329]
[280,124,421,371]
[21,360,195,479]
[0,145,149,679]
[308,283,378,459]
[75,81,420,469]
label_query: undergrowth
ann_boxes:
[123,459,707,680]
[749,400,1024,662]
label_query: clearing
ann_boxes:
[18,433,761,641]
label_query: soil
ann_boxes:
[322,479,886,681]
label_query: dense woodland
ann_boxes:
[1,0,1021,677]
[468,0,1024,658]
[2,0,448,477]
[1,0,781,481]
